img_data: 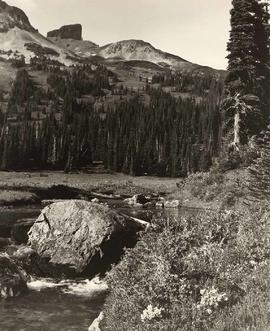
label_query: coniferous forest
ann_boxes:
[0,62,224,176]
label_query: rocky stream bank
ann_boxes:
[0,192,162,330]
[0,173,191,330]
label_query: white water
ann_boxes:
[28,276,108,297]
[1,276,108,331]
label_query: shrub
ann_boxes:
[217,145,258,173]
[212,262,270,331]
[188,171,224,201]
[102,207,270,330]
[217,152,242,172]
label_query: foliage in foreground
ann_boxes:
[102,207,270,330]
[172,169,245,209]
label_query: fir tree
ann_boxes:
[224,0,270,149]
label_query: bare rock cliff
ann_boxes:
[47,24,82,40]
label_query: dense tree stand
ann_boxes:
[223,0,270,151]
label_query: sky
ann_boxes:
[7,0,232,69]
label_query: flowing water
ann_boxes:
[0,206,41,226]
[0,278,107,331]
[0,202,198,331]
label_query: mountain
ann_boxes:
[47,24,83,40]
[0,0,223,75]
[50,33,196,70]
[47,24,99,58]
[98,39,191,69]
[0,1,225,176]
[47,37,99,58]
[0,0,35,33]
[50,31,218,72]
[0,0,77,65]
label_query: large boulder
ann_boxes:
[28,200,144,276]
[0,253,28,299]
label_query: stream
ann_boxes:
[0,201,196,331]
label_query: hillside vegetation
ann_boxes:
[102,206,270,331]
[0,58,224,176]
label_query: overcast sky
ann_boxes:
[7,0,232,69]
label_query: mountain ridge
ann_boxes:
[0,0,77,65]
[47,24,83,40]
[0,0,223,74]
[98,39,190,68]
[0,0,36,33]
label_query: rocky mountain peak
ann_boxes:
[47,24,82,40]
[0,1,76,66]
[101,39,154,54]
[99,39,188,68]
[0,0,36,32]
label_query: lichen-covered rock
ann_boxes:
[0,253,28,299]
[124,194,150,207]
[28,200,144,275]
[164,200,181,208]
[89,312,104,331]
[156,201,165,208]
[91,198,100,203]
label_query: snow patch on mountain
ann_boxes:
[0,27,76,65]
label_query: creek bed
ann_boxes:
[0,200,199,330]
[0,278,106,331]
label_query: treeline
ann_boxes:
[0,96,221,176]
[0,108,94,171]
[46,64,117,98]
[151,71,224,97]
[97,89,221,176]
[0,66,223,176]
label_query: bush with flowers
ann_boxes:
[140,304,163,323]
[102,205,270,330]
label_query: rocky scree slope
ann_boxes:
[47,24,99,58]
[0,0,77,64]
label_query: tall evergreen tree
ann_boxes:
[224,0,270,150]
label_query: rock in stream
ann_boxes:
[28,200,146,277]
[0,253,28,299]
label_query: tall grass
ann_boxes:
[102,207,270,330]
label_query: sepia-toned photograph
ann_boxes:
[0,0,270,330]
